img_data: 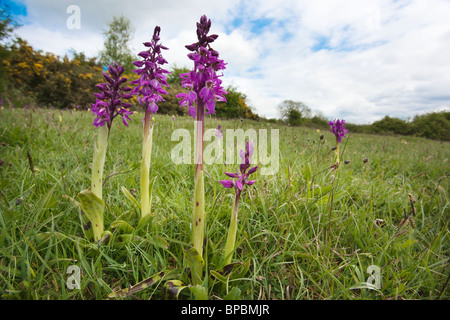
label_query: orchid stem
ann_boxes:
[192,118,205,252]
[84,124,108,241]
[192,168,205,253]
[91,125,109,200]
[191,116,205,286]
[223,193,240,266]
[335,139,340,165]
[140,111,154,218]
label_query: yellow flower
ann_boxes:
[316,129,320,133]
[152,117,156,122]
[59,115,62,122]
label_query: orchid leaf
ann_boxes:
[220,262,242,276]
[164,280,188,300]
[184,247,204,286]
[64,194,94,241]
[136,213,154,232]
[211,260,251,282]
[210,270,227,283]
[77,189,105,242]
[110,220,135,234]
[99,231,112,245]
[79,209,95,242]
[108,271,165,298]
[232,259,251,279]
[189,285,208,300]
[121,186,141,209]
[224,287,242,300]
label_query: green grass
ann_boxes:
[0,107,448,300]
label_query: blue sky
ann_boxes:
[3,0,450,123]
[2,0,26,17]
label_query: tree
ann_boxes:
[372,116,411,135]
[411,111,450,140]
[278,100,312,126]
[215,85,258,119]
[0,4,19,93]
[99,15,135,73]
[166,65,190,87]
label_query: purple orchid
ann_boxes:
[91,62,133,131]
[329,118,349,165]
[131,26,170,114]
[220,138,257,266]
[219,139,258,195]
[329,119,349,143]
[129,26,170,219]
[176,15,227,118]
[179,16,227,282]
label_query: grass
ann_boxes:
[0,107,448,300]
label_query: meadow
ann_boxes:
[0,107,448,300]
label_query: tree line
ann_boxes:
[277,99,449,141]
[347,113,450,141]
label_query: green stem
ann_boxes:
[335,138,340,165]
[192,118,205,254]
[191,111,205,286]
[83,124,108,242]
[91,125,109,200]
[140,112,154,218]
[192,169,205,250]
[223,193,240,266]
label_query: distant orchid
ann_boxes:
[328,119,349,165]
[171,115,176,130]
[215,125,223,138]
[329,119,349,143]
[219,139,257,266]
[91,62,133,131]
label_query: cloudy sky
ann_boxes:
[5,0,450,123]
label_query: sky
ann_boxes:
[4,0,450,123]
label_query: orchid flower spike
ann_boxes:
[91,62,133,131]
[219,139,258,194]
[328,119,349,143]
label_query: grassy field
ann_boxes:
[0,107,448,300]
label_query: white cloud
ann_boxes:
[11,0,450,123]
[16,24,103,57]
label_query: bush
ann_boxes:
[2,38,103,109]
